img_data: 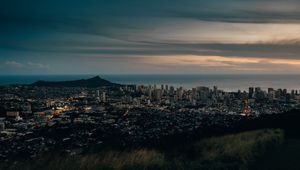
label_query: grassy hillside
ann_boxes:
[187,129,284,170]
[251,138,300,170]
[1,129,284,170]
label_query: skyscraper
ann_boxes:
[153,89,162,101]
[249,87,254,98]
[102,92,106,102]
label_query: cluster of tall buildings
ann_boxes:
[0,83,299,159]
[96,90,106,102]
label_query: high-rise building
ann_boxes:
[102,92,106,102]
[153,89,162,101]
[197,86,209,101]
[254,87,262,99]
[147,88,153,100]
[255,87,261,93]
[213,86,218,94]
[192,88,197,99]
[283,89,287,95]
[96,90,100,101]
[268,88,274,94]
[267,88,275,100]
[249,87,254,98]
[177,87,184,100]
[170,86,175,94]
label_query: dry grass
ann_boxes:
[1,129,284,170]
[3,149,166,170]
[78,149,166,170]
[189,129,284,169]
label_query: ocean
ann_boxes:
[1,74,300,92]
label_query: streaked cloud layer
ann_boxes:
[1,0,300,74]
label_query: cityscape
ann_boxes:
[0,76,299,161]
[2,0,300,169]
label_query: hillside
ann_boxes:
[0,129,284,170]
[30,76,120,87]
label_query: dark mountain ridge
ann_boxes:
[31,76,120,87]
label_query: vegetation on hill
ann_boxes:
[1,129,284,170]
[30,76,119,87]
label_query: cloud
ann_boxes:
[133,55,300,74]
[174,7,300,24]
[5,60,24,68]
[8,37,300,60]
[4,61,49,70]
[27,62,49,69]
[2,0,300,39]
[2,0,300,74]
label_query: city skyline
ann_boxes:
[1,2,300,168]
[2,0,300,75]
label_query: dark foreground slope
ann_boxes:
[251,138,300,170]
[31,76,120,87]
[0,129,284,170]
[238,109,300,137]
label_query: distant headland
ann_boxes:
[30,76,121,87]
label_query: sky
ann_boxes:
[1,0,300,75]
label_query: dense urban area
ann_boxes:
[0,76,299,160]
